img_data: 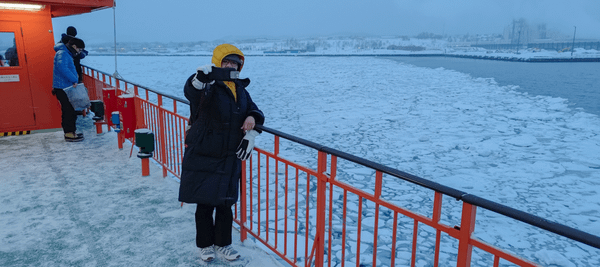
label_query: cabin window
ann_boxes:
[0,32,19,67]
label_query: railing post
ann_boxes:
[240,160,248,241]
[433,192,443,267]
[314,151,328,267]
[274,136,279,156]
[457,202,477,267]
[157,95,168,177]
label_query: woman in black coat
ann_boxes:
[179,44,264,262]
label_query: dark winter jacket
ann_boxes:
[178,45,264,206]
[53,43,79,89]
[60,33,72,45]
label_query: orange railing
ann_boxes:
[83,66,600,267]
[83,67,189,177]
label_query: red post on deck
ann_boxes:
[102,87,117,129]
[314,151,328,266]
[141,158,150,176]
[157,95,168,177]
[133,88,147,130]
[117,94,136,140]
[457,202,477,267]
[117,132,124,150]
[433,192,444,267]
[240,160,248,241]
[95,122,103,134]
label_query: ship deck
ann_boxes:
[0,118,283,267]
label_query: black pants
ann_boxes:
[53,88,76,133]
[195,204,233,248]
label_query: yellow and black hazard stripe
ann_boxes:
[1,131,31,137]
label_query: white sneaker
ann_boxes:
[215,245,240,261]
[199,245,215,262]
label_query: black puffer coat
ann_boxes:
[178,73,264,206]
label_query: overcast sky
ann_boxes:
[51,0,600,44]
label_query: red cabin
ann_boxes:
[0,0,113,135]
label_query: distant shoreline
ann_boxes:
[89,53,600,62]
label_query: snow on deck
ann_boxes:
[0,118,284,267]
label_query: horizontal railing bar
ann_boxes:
[82,64,189,104]
[254,124,325,151]
[462,194,600,249]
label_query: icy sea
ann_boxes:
[83,55,600,266]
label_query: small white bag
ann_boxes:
[64,83,91,111]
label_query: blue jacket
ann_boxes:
[53,43,78,89]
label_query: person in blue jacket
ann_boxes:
[53,37,85,142]
[58,26,88,83]
[179,44,264,262]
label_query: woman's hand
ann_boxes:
[241,116,255,132]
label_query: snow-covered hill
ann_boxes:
[87,37,600,60]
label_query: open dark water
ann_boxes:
[390,57,600,116]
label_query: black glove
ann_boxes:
[195,64,214,83]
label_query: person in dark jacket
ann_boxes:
[58,26,88,83]
[179,44,264,262]
[53,37,86,142]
